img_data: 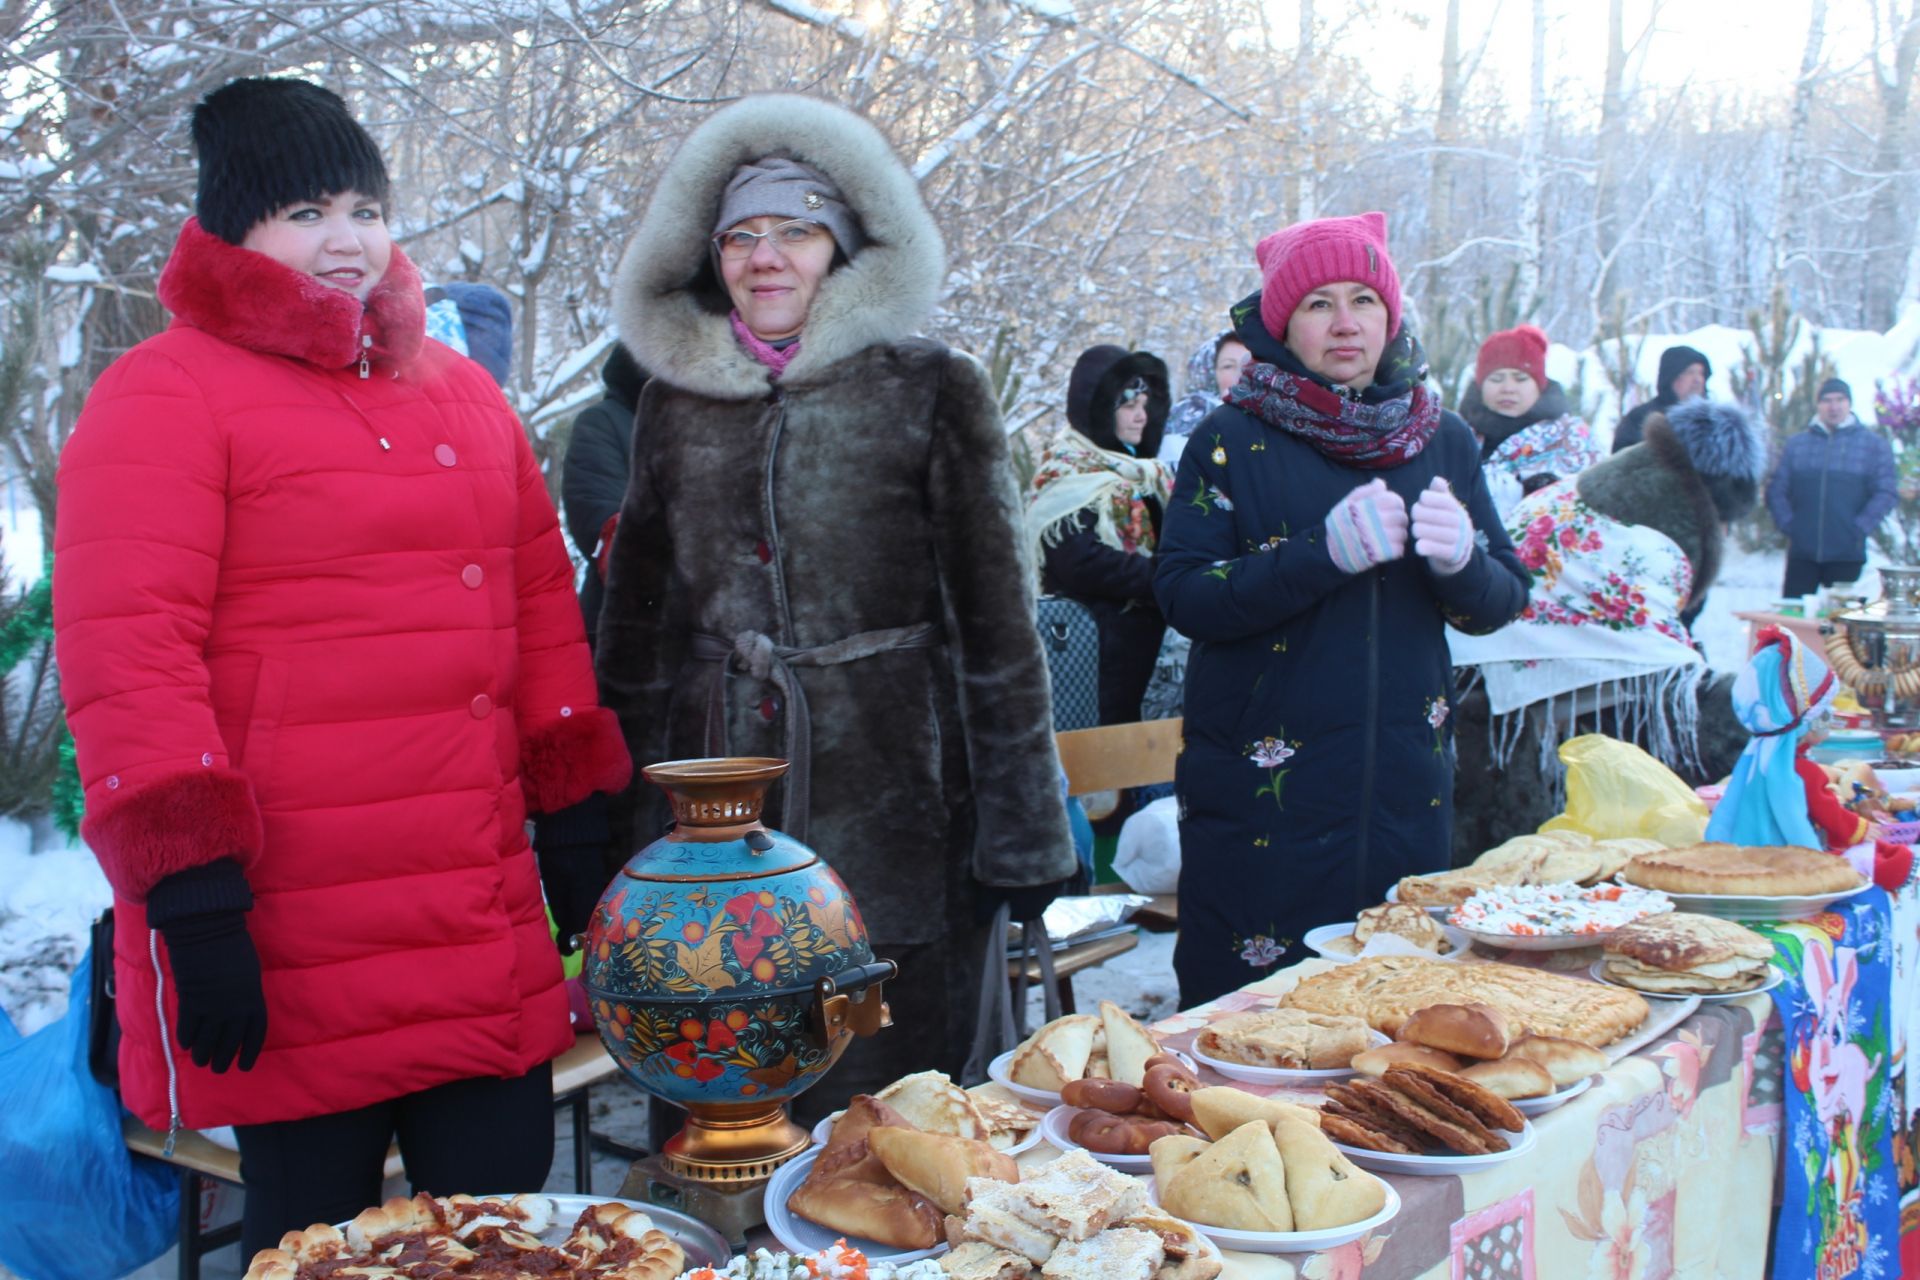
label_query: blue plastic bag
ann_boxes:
[0,949,178,1280]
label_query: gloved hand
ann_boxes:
[159,910,269,1073]
[534,795,613,956]
[977,878,1073,926]
[1410,476,1475,575]
[1324,479,1407,574]
[538,845,609,956]
[147,859,268,1073]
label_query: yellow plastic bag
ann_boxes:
[1539,733,1708,847]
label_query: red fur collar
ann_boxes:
[156,217,425,370]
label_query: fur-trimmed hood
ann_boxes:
[613,95,945,399]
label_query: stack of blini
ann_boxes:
[1600,913,1774,995]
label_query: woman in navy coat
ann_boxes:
[1154,214,1529,1006]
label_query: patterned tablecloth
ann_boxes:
[1129,954,1780,1280]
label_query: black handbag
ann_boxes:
[1035,595,1100,733]
[86,908,121,1089]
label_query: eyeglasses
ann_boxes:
[712,220,829,259]
[1116,378,1151,407]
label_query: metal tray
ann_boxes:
[340,1194,731,1269]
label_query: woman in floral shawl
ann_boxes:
[1153,214,1528,1006]
[1030,344,1175,725]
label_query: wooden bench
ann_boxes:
[124,1033,623,1280]
[1000,719,1181,1013]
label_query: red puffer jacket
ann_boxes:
[54,219,632,1131]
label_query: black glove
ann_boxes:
[147,859,267,1074]
[538,846,609,956]
[534,794,612,956]
[977,877,1072,926]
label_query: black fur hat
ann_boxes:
[1664,398,1768,522]
[191,78,390,244]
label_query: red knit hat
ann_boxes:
[1476,324,1549,386]
[1254,212,1401,343]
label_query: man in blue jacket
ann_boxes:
[1767,378,1897,598]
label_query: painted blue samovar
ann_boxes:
[582,757,894,1185]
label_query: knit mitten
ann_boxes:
[1410,477,1475,575]
[1323,479,1407,574]
[1874,839,1913,893]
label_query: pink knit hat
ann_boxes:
[1255,211,1401,343]
[1476,324,1549,386]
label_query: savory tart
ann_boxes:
[1620,844,1864,897]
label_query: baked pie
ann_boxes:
[242,1193,685,1280]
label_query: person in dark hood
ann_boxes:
[561,342,649,643]
[1611,344,1711,452]
[1458,324,1598,514]
[423,282,515,386]
[1153,213,1528,1006]
[1029,345,1175,725]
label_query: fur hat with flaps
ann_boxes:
[191,77,390,245]
[614,95,943,399]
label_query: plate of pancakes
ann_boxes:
[1317,1063,1538,1174]
[1594,912,1783,999]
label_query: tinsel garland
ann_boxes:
[0,553,82,836]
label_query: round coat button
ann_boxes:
[434,444,457,467]
[758,697,780,722]
[470,694,492,718]
[461,564,484,589]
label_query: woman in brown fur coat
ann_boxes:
[597,95,1078,1100]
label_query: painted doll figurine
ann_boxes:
[1706,626,1911,890]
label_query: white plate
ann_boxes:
[1190,1032,1390,1083]
[1452,924,1626,952]
[987,1048,1198,1105]
[1626,881,1874,923]
[809,1112,1045,1157]
[1511,1074,1595,1117]
[1330,1117,1536,1175]
[1038,1104,1179,1170]
[1144,1178,1401,1254]
[1587,959,1785,1003]
[1382,883,1452,918]
[764,1146,945,1263]
[1302,921,1472,963]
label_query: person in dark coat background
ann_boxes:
[1029,345,1174,726]
[1767,377,1897,598]
[1611,343,1710,452]
[1154,212,1529,1007]
[561,343,648,643]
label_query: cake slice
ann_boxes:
[1041,1229,1164,1280]
[1005,1151,1147,1241]
[942,1240,1036,1280]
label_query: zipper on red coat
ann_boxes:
[148,928,183,1156]
[358,332,372,380]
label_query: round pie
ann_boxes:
[1621,844,1864,897]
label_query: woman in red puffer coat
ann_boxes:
[52,77,630,1255]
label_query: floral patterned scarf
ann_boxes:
[1027,428,1173,567]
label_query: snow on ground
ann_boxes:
[0,817,108,1036]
